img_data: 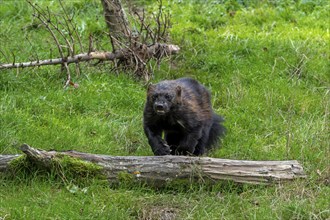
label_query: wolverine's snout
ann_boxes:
[154,102,168,115]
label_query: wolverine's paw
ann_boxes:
[154,144,171,156]
[175,145,195,156]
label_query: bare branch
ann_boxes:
[58,0,82,55]
[1,0,180,81]
[11,52,16,66]
[1,52,115,69]
[27,1,65,59]
[46,4,74,56]
[0,44,179,70]
[63,62,71,88]
[88,34,94,54]
[26,37,40,63]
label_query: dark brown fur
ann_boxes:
[143,77,225,156]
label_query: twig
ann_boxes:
[27,1,64,59]
[58,0,81,55]
[88,34,94,54]
[63,62,71,88]
[26,37,40,64]
[11,51,16,66]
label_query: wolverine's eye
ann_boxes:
[152,94,158,100]
[165,94,171,100]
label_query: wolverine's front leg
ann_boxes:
[143,125,171,155]
[176,128,203,155]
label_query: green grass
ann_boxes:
[0,0,329,219]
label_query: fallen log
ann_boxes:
[0,144,306,185]
[0,154,20,173]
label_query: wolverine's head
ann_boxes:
[147,82,182,116]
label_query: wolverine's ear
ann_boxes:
[176,86,182,104]
[147,83,155,93]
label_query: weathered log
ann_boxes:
[0,144,306,185]
[0,154,20,173]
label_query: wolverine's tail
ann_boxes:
[206,113,226,149]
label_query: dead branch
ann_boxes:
[28,1,65,58]
[0,144,306,185]
[93,0,175,78]
[58,0,84,53]
[0,44,179,70]
[0,0,179,81]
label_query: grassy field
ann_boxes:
[0,0,329,219]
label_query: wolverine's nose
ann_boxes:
[154,103,166,115]
[155,103,164,110]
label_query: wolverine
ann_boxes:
[143,77,225,156]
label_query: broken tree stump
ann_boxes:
[0,144,306,185]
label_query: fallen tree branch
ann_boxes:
[0,144,306,185]
[0,0,179,81]
[0,44,180,70]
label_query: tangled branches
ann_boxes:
[0,0,180,86]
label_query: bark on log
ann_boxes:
[0,144,306,185]
[0,154,20,173]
